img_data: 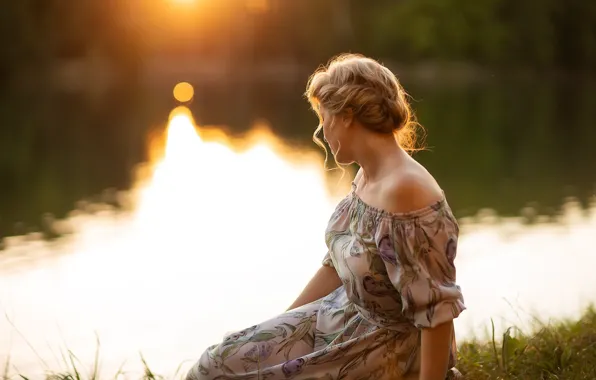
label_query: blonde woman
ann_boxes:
[186,54,466,380]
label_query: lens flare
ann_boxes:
[173,82,194,103]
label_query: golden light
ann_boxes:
[165,107,199,154]
[171,0,198,5]
[173,82,195,103]
[246,0,270,13]
[4,102,596,380]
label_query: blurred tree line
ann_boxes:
[354,0,596,69]
[0,0,139,87]
[255,0,596,70]
[1,0,595,85]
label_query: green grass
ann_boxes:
[457,306,596,379]
[4,307,596,380]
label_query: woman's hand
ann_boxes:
[419,321,453,380]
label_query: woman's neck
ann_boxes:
[355,134,408,184]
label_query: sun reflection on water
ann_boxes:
[0,106,595,378]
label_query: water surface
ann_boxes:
[1,79,595,378]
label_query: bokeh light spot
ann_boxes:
[173,82,194,103]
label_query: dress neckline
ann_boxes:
[350,181,446,220]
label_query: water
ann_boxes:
[1,79,595,378]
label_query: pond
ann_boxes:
[1,78,595,378]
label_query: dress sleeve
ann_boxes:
[375,210,466,328]
[322,251,334,268]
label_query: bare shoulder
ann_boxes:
[383,165,444,214]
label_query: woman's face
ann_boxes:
[320,106,353,164]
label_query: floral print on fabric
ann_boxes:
[185,183,466,380]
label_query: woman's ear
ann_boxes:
[341,109,354,128]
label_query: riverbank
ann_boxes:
[458,306,596,379]
[5,306,595,379]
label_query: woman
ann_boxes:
[186,54,466,380]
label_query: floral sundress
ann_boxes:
[186,183,466,380]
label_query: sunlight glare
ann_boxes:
[164,106,201,161]
[171,0,197,5]
[173,82,195,103]
[2,105,596,379]
[246,0,270,13]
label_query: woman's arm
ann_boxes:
[419,321,454,380]
[286,265,342,311]
[381,176,463,380]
